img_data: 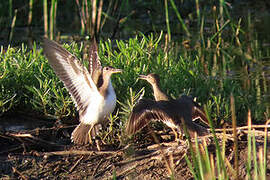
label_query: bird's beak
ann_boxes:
[139,75,147,80]
[112,68,122,74]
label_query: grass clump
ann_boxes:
[185,106,269,180]
[0,42,76,118]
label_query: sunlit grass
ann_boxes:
[0,0,269,178]
[0,32,268,124]
[184,108,268,180]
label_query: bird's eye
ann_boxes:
[104,67,109,70]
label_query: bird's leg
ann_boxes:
[179,129,185,140]
[95,139,101,151]
[88,125,94,144]
[99,123,107,145]
[89,125,102,151]
[171,128,179,142]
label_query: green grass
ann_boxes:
[1,0,269,178]
[185,127,268,180]
[0,31,268,123]
[183,98,268,180]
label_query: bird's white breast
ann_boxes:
[101,81,117,118]
[81,81,116,125]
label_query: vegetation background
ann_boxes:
[0,0,270,179]
[1,0,269,125]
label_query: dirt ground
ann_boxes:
[1,123,270,180]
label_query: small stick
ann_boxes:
[43,145,130,158]
[44,150,94,158]
[6,133,63,147]
[91,158,104,177]
[12,167,28,180]
[69,156,84,173]
[109,163,138,179]
[114,152,159,167]
[43,149,121,158]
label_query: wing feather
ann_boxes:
[88,38,103,87]
[43,38,100,114]
[126,99,178,135]
[178,95,209,126]
[126,98,209,136]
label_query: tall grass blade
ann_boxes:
[194,135,204,180]
[182,119,202,179]
[258,148,265,180]
[84,0,89,33]
[185,155,198,179]
[252,129,258,179]
[230,94,239,179]
[169,0,190,37]
[195,0,200,29]
[247,110,252,179]
[204,105,228,179]
[9,9,17,43]
[27,0,34,44]
[202,140,214,179]
[49,0,58,39]
[28,0,33,26]
[96,0,103,34]
[75,0,85,35]
[164,0,171,42]
[263,120,270,179]
[210,20,230,42]
[91,0,97,37]
[43,0,48,37]
[219,0,224,26]
[9,0,12,19]
[100,0,116,30]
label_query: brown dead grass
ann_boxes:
[0,124,270,180]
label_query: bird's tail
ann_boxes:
[71,123,102,145]
[187,121,209,137]
[192,106,209,126]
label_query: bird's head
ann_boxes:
[139,73,160,85]
[102,66,122,78]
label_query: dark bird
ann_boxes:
[43,38,122,145]
[126,73,208,140]
[138,74,209,125]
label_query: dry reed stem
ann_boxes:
[69,156,84,172]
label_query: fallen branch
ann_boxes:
[5,132,64,147]
[43,147,127,158]
[213,124,270,132]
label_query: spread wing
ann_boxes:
[126,99,181,135]
[178,95,209,126]
[192,106,209,126]
[126,98,209,136]
[43,38,100,115]
[88,38,103,87]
